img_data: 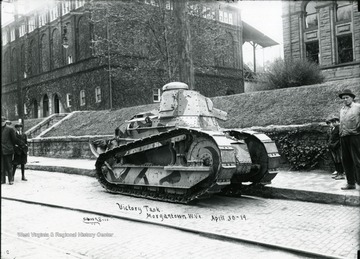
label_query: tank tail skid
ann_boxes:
[224,129,281,184]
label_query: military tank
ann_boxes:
[90,82,280,203]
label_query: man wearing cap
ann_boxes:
[12,123,28,181]
[338,89,360,190]
[326,115,345,180]
[1,116,23,185]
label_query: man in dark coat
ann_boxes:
[13,123,28,181]
[326,115,344,180]
[1,116,23,185]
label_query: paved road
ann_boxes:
[2,170,359,258]
[2,199,311,259]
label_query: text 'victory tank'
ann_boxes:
[90,82,280,203]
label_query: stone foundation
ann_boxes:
[28,124,335,171]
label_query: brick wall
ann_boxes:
[28,136,112,159]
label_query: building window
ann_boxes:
[80,90,86,106]
[19,23,26,37]
[2,32,8,46]
[336,1,352,22]
[165,0,173,10]
[75,0,85,9]
[337,34,353,64]
[305,1,318,29]
[50,6,59,21]
[95,87,101,103]
[66,93,72,107]
[62,1,71,15]
[228,13,233,25]
[10,28,15,41]
[39,13,47,27]
[68,55,73,64]
[219,11,223,22]
[28,17,36,32]
[305,41,319,64]
[224,12,229,23]
[153,89,161,102]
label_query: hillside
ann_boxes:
[214,78,359,128]
[42,78,360,137]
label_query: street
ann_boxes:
[1,170,359,258]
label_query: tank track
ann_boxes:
[95,128,223,204]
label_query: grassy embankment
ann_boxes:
[41,78,360,137]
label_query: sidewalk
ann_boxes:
[25,156,360,206]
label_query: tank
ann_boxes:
[90,82,280,203]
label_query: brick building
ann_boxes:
[2,0,276,121]
[282,0,360,81]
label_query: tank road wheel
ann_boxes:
[186,137,221,185]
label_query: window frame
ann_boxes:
[80,90,86,106]
[10,28,15,42]
[153,88,161,103]
[335,1,352,23]
[305,40,320,64]
[28,17,37,33]
[66,93,72,107]
[304,1,318,29]
[336,34,353,64]
[95,87,102,103]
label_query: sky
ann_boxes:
[1,0,284,69]
[237,0,284,70]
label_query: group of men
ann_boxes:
[1,116,28,185]
[327,89,360,190]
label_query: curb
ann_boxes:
[26,164,96,177]
[242,185,360,207]
[25,165,359,207]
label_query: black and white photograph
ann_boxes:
[1,0,360,258]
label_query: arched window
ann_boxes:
[11,48,17,82]
[77,16,91,60]
[43,94,49,117]
[32,99,38,118]
[28,39,38,75]
[336,1,352,22]
[305,1,318,29]
[20,44,25,78]
[3,50,9,83]
[40,34,50,72]
[51,29,61,69]
[54,94,60,113]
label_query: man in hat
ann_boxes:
[13,123,28,181]
[338,89,360,190]
[1,116,23,185]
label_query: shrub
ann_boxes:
[267,130,328,170]
[257,58,325,89]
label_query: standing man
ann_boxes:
[1,116,23,185]
[13,123,28,181]
[338,89,360,190]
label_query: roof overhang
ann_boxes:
[242,21,278,48]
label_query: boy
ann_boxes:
[326,115,345,180]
